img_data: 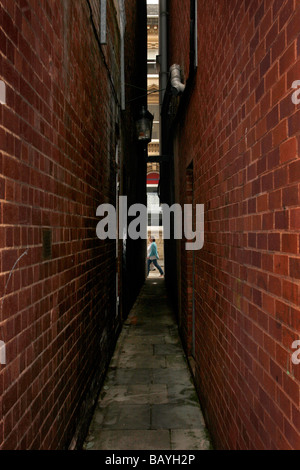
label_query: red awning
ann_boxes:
[147,172,159,185]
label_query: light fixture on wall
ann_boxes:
[135,105,169,163]
[135,106,154,144]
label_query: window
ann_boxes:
[152,122,159,140]
[147,61,158,75]
[148,48,159,61]
[148,103,159,120]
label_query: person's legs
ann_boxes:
[152,259,163,275]
[147,259,152,276]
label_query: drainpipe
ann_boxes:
[100,0,107,44]
[119,0,126,110]
[170,64,185,95]
[159,0,168,107]
[159,0,168,154]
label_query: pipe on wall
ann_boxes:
[170,64,185,95]
[159,0,168,105]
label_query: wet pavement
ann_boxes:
[82,273,212,451]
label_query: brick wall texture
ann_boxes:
[167,0,300,449]
[0,0,145,449]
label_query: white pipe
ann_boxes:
[170,64,185,95]
[100,0,107,44]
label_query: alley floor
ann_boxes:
[82,272,212,451]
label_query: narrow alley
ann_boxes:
[82,273,211,451]
[0,0,300,452]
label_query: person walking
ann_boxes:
[147,237,164,277]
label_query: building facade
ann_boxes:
[160,0,300,450]
[0,0,147,449]
[147,1,163,265]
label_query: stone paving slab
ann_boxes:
[171,429,211,450]
[167,383,202,405]
[117,343,154,355]
[125,334,167,344]
[98,384,169,406]
[85,430,171,450]
[83,276,212,451]
[111,354,167,369]
[106,368,154,386]
[154,344,183,355]
[151,404,205,430]
[165,355,189,369]
[152,368,192,385]
[91,403,151,430]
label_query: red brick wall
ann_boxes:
[167,0,300,450]
[179,165,194,355]
[0,0,145,449]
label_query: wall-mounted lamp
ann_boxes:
[135,106,154,144]
[135,106,169,163]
